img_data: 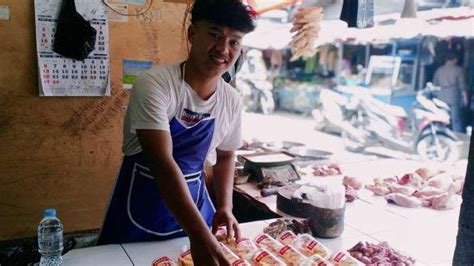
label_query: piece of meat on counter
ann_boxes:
[413,186,445,198]
[348,241,415,265]
[345,185,358,203]
[427,172,454,191]
[414,165,446,179]
[263,219,311,239]
[312,163,342,176]
[448,179,464,195]
[388,183,416,196]
[365,184,391,196]
[343,176,362,190]
[397,173,424,188]
[385,193,422,208]
[422,192,458,210]
[449,159,468,181]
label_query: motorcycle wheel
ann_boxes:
[416,133,459,162]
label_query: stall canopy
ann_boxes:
[243,7,474,49]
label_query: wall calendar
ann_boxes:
[34,0,110,96]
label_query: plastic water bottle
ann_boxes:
[38,208,64,266]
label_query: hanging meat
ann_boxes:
[289,5,323,61]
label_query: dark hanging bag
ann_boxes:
[53,0,97,61]
[340,0,374,28]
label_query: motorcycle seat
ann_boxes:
[370,98,407,118]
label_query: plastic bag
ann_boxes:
[53,0,97,60]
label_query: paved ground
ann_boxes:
[242,110,428,163]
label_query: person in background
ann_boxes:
[97,1,255,265]
[433,52,468,132]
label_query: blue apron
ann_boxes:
[97,116,216,244]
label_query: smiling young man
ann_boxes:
[97,0,255,265]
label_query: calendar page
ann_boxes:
[34,0,110,96]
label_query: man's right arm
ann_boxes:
[136,129,228,266]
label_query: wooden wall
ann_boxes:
[0,0,191,241]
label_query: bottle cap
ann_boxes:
[43,208,57,217]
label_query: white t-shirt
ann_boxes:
[122,63,243,166]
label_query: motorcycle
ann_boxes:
[412,83,460,161]
[236,77,275,114]
[312,85,460,162]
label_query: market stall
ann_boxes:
[242,6,474,115]
[231,143,466,264]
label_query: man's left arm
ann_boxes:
[212,149,241,240]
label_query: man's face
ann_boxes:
[188,21,245,77]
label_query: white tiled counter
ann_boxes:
[63,244,132,265]
[64,217,440,266]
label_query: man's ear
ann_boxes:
[187,25,195,44]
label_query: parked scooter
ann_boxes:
[412,83,459,161]
[236,49,275,114]
[313,85,459,162]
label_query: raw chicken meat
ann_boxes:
[427,173,452,191]
[385,193,422,208]
[450,160,468,181]
[413,186,445,198]
[415,165,445,179]
[364,161,465,210]
[422,193,458,210]
[365,184,391,196]
[388,183,416,196]
[448,180,464,195]
[312,163,342,176]
[345,185,358,202]
[397,173,424,188]
[343,176,362,190]
[382,177,398,184]
[431,193,457,210]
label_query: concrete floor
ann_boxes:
[242,110,443,163]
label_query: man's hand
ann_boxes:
[190,233,229,266]
[211,209,241,240]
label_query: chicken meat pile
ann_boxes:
[365,161,466,210]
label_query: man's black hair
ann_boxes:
[191,0,256,33]
[446,52,458,62]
